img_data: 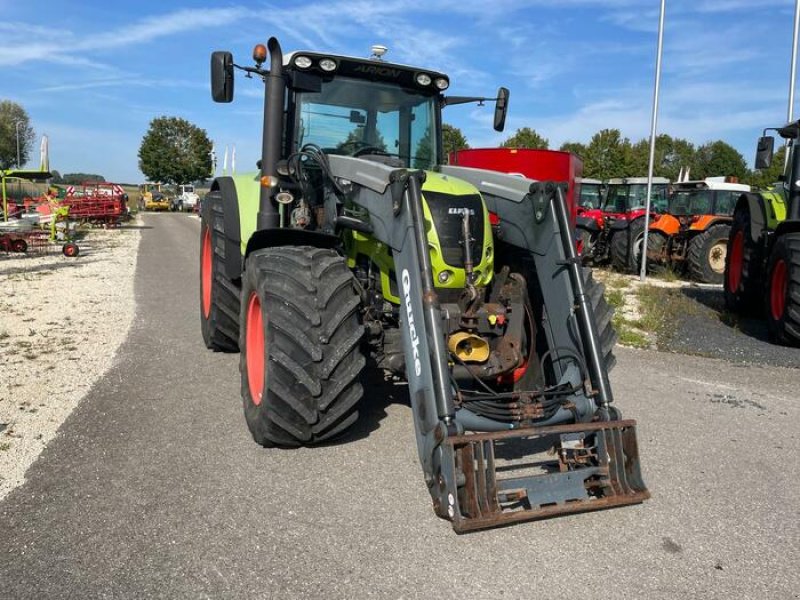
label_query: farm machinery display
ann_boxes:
[63,182,129,226]
[139,183,170,211]
[647,177,749,283]
[576,176,670,271]
[725,124,800,346]
[198,37,648,531]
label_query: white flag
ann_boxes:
[40,135,50,172]
[231,144,236,174]
[223,145,229,175]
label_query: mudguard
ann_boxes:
[576,214,600,232]
[738,192,768,242]
[209,177,243,281]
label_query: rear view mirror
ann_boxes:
[211,51,235,103]
[755,135,774,169]
[493,87,509,132]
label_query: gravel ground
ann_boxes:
[662,286,800,368]
[595,270,800,368]
[0,223,141,500]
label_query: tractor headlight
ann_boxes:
[434,77,449,90]
[319,58,337,72]
[416,73,432,86]
[294,55,312,69]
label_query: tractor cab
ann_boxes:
[603,176,670,216]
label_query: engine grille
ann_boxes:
[423,192,485,268]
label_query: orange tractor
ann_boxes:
[646,177,750,283]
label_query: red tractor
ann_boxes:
[576,176,670,271]
[449,148,583,224]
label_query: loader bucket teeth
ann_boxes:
[446,420,649,533]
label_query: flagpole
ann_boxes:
[639,0,666,282]
[786,0,800,167]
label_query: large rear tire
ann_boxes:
[765,233,800,346]
[200,191,240,352]
[240,246,366,447]
[687,224,731,284]
[724,204,761,313]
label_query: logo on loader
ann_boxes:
[401,269,422,377]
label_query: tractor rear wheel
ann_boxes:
[724,204,761,313]
[584,267,618,371]
[765,233,800,346]
[200,191,240,352]
[240,246,366,447]
[687,224,731,284]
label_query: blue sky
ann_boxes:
[0,0,796,183]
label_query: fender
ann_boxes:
[650,213,679,236]
[737,192,767,243]
[609,217,630,231]
[244,228,340,263]
[689,215,732,233]
[209,177,243,281]
[575,214,600,233]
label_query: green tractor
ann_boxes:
[724,124,800,346]
[200,38,648,531]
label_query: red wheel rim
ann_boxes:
[727,231,744,293]
[246,292,265,406]
[201,227,212,319]
[770,259,788,321]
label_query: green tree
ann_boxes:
[630,134,696,180]
[138,116,213,185]
[62,173,105,184]
[560,141,587,157]
[501,127,548,149]
[50,170,63,183]
[583,129,634,179]
[693,140,748,180]
[747,145,786,189]
[443,124,469,153]
[0,100,36,169]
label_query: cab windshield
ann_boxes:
[578,183,602,209]
[604,183,669,213]
[294,77,438,169]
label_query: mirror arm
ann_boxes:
[234,64,269,78]
[443,96,497,107]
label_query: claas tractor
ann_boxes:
[199,38,648,531]
[576,176,669,272]
[647,177,749,283]
[724,124,800,346]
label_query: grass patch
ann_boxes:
[635,284,699,348]
[0,442,11,451]
[650,265,680,283]
[606,288,625,310]
[605,274,629,290]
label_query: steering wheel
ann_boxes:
[353,145,390,157]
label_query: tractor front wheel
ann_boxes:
[645,230,668,273]
[724,204,761,313]
[765,233,800,346]
[240,246,366,447]
[200,191,240,352]
[687,224,731,284]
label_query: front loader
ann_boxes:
[724,125,800,346]
[199,38,648,531]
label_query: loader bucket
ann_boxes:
[445,419,649,533]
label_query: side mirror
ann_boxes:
[493,87,509,132]
[755,135,774,169]
[211,51,235,103]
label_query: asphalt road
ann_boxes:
[1,213,798,599]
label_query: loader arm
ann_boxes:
[329,157,647,531]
